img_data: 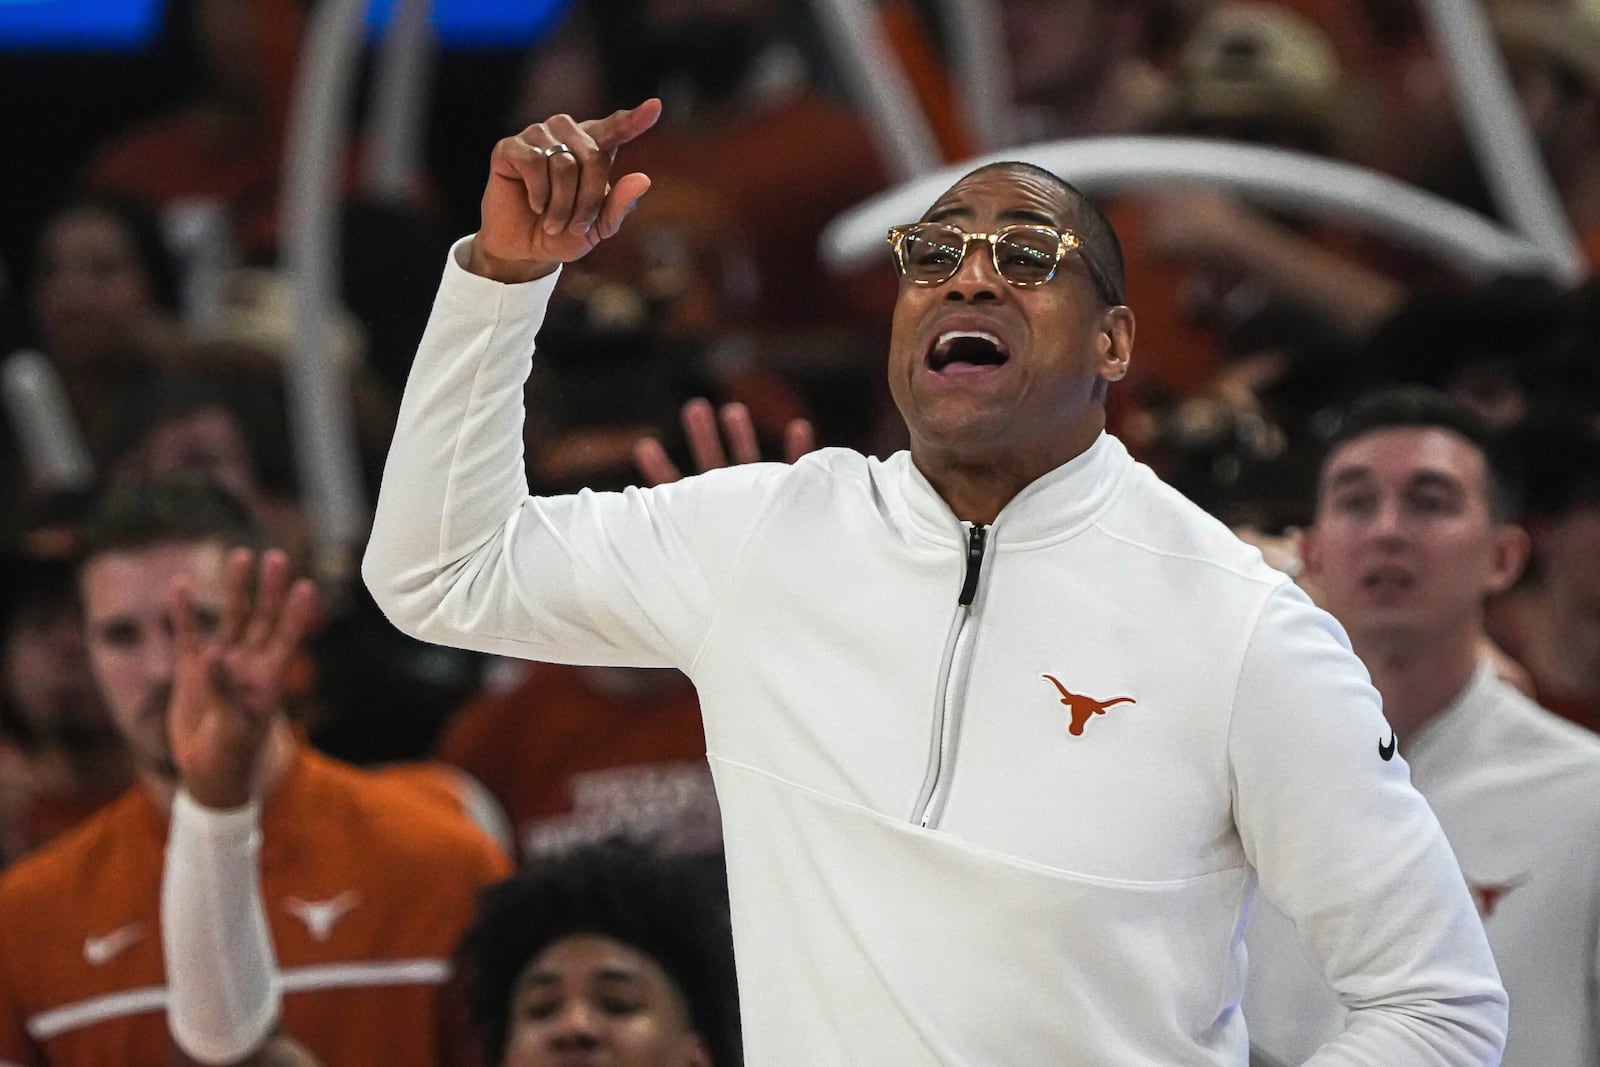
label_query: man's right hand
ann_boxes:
[469,99,663,283]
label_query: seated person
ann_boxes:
[458,837,740,1067]
[0,479,510,1066]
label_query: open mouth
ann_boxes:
[1361,567,1415,595]
[926,330,1010,373]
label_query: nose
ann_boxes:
[1370,496,1408,543]
[943,237,1003,303]
[547,1001,603,1049]
[136,627,176,688]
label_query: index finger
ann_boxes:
[580,98,663,157]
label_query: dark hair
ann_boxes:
[81,478,262,565]
[1319,385,1520,520]
[108,366,298,496]
[950,161,1127,305]
[38,194,183,316]
[458,838,740,1066]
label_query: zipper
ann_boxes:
[911,523,988,828]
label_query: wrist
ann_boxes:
[172,788,260,833]
[466,237,560,284]
[182,763,255,811]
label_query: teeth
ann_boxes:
[937,330,1002,348]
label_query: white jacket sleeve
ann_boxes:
[362,238,779,670]
[1231,585,1506,1065]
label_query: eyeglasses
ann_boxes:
[886,222,1121,305]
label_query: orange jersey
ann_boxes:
[0,746,510,1066]
[437,664,717,860]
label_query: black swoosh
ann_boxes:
[1378,731,1397,761]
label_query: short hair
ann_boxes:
[949,161,1127,305]
[80,479,263,566]
[1318,385,1520,520]
[39,194,182,316]
[458,838,740,1066]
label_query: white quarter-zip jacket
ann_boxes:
[364,241,1507,1065]
[1247,659,1600,1066]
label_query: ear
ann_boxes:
[1485,522,1531,596]
[683,1032,714,1067]
[1298,522,1325,581]
[1097,305,1135,383]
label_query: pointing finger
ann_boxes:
[581,98,663,157]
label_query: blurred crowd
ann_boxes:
[1,0,1599,1064]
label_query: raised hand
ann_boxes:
[634,398,817,486]
[166,548,319,809]
[469,99,663,283]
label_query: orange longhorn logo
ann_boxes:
[1042,675,1137,736]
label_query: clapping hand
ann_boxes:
[166,548,319,809]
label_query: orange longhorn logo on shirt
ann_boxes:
[1467,879,1522,920]
[1041,675,1137,736]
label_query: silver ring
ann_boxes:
[542,143,573,158]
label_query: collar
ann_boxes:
[132,738,311,843]
[892,431,1131,548]
[1401,658,1496,785]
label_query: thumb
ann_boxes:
[596,174,652,240]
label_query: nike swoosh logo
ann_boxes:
[83,922,146,966]
[1379,731,1397,761]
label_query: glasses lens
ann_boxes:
[901,225,967,282]
[994,229,1060,284]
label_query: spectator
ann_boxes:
[4,195,186,501]
[1244,386,1600,1065]
[1488,415,1600,733]
[459,838,740,1066]
[438,662,717,863]
[1492,0,1600,269]
[0,551,129,866]
[80,0,306,263]
[0,479,509,1065]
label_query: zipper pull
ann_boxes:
[958,524,988,606]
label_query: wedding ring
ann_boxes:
[543,143,573,158]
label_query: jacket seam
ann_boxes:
[686,464,796,673]
[710,755,1249,890]
[1091,523,1285,586]
[437,306,514,571]
[1224,584,1281,820]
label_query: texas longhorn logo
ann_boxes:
[1042,675,1137,736]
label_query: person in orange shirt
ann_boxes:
[0,479,510,1066]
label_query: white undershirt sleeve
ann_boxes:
[161,790,280,1065]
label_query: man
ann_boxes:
[459,837,740,1067]
[0,551,129,865]
[364,100,1506,1062]
[1244,387,1600,1066]
[0,480,509,1066]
